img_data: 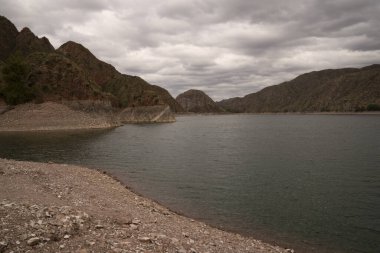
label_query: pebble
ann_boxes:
[26,237,40,246]
[64,234,71,239]
[130,224,138,230]
[95,224,104,229]
[0,241,8,252]
[137,237,151,243]
[177,248,187,253]
[20,234,28,240]
[86,241,96,246]
[153,234,167,239]
[131,218,141,225]
[76,249,88,253]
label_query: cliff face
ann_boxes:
[218,65,380,113]
[176,89,224,113]
[0,16,183,113]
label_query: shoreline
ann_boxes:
[0,101,378,132]
[176,111,380,116]
[97,167,342,253]
[0,102,178,132]
[0,158,290,253]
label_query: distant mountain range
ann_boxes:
[176,89,224,113]
[0,16,184,112]
[217,65,380,113]
[1,15,379,114]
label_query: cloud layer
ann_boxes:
[1,0,380,100]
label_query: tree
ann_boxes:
[1,55,35,105]
[367,104,380,111]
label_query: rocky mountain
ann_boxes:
[0,18,54,61]
[0,15,18,61]
[14,27,55,57]
[57,41,183,111]
[57,41,118,87]
[218,65,380,113]
[176,89,224,113]
[0,16,184,112]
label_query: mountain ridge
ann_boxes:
[217,65,380,113]
[1,15,379,114]
[0,15,184,112]
[176,89,224,113]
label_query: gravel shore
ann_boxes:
[0,159,291,253]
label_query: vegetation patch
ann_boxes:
[0,55,36,105]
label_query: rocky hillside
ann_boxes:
[0,15,18,61]
[0,16,183,112]
[57,41,183,112]
[218,65,380,113]
[176,89,224,113]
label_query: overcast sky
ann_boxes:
[1,0,380,100]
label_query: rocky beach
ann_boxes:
[0,159,290,253]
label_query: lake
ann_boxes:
[0,114,379,253]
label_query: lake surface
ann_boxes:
[0,115,379,253]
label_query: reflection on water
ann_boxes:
[0,114,379,253]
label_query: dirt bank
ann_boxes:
[0,159,290,253]
[0,102,178,131]
[0,102,120,131]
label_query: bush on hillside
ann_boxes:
[1,55,35,105]
[366,104,380,111]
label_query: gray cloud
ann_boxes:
[1,0,380,100]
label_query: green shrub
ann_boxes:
[1,55,35,105]
[367,104,380,111]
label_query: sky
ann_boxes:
[1,0,380,101]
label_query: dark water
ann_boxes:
[0,115,379,253]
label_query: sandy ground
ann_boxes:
[0,159,291,253]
